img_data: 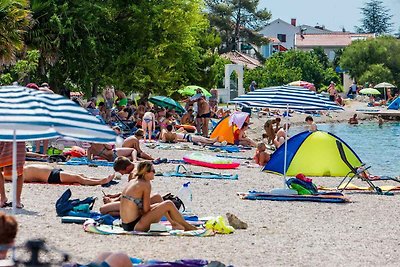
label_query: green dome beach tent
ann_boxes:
[263,131,362,177]
[178,85,211,97]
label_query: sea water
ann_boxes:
[292,122,400,177]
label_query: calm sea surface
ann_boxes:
[291,121,400,177]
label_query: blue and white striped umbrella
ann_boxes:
[0,85,116,213]
[231,85,343,111]
[0,86,116,142]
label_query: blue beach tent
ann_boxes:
[388,97,400,110]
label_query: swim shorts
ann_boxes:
[48,168,63,184]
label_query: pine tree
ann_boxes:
[205,0,271,53]
[356,0,393,34]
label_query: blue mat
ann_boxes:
[64,157,114,167]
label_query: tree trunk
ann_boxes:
[92,80,99,98]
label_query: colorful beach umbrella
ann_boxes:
[0,85,116,212]
[149,96,185,113]
[230,85,343,111]
[178,85,212,97]
[359,88,381,95]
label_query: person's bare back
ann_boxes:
[122,136,140,152]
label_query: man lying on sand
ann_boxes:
[161,124,224,145]
[4,164,114,186]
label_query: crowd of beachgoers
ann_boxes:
[1,82,399,267]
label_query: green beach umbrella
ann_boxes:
[359,88,381,95]
[149,96,185,113]
[178,85,211,97]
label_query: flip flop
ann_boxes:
[7,202,24,209]
[0,202,12,208]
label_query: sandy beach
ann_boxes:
[2,99,399,267]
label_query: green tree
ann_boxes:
[0,0,31,67]
[205,0,271,53]
[311,47,330,69]
[359,64,393,85]
[340,36,400,86]
[356,0,393,34]
[246,50,339,89]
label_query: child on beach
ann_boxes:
[253,143,270,166]
[118,160,197,232]
[305,116,317,132]
[274,123,290,149]
[0,212,17,261]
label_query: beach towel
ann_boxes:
[216,154,252,160]
[63,157,114,167]
[208,145,240,153]
[83,220,215,237]
[237,191,349,203]
[157,165,238,180]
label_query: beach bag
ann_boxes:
[56,189,96,216]
[287,178,318,195]
[162,193,185,212]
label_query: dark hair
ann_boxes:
[305,116,313,122]
[275,117,281,122]
[98,102,105,106]
[166,112,172,118]
[242,122,249,128]
[0,212,18,245]
[113,156,132,172]
[166,124,173,131]
[135,129,145,137]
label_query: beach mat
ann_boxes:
[62,157,114,167]
[238,191,349,203]
[319,183,400,192]
[83,221,215,237]
[157,165,238,180]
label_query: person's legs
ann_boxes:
[116,148,137,161]
[42,140,49,154]
[135,200,196,232]
[60,172,113,186]
[202,118,209,137]
[0,170,7,206]
[148,123,153,141]
[142,120,148,142]
[192,135,218,144]
[195,117,202,135]
[100,202,120,216]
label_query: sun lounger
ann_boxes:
[336,140,400,195]
[157,165,238,180]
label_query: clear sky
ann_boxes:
[260,0,400,33]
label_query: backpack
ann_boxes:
[55,189,96,216]
[162,193,185,212]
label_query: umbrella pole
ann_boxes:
[12,130,17,214]
[283,105,288,188]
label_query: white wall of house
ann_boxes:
[259,19,299,50]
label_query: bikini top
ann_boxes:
[122,195,143,209]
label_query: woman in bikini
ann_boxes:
[87,143,137,162]
[142,110,156,142]
[119,161,196,232]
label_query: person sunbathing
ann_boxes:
[274,123,290,149]
[122,129,154,160]
[253,143,270,166]
[233,122,256,147]
[87,143,137,162]
[161,124,220,145]
[118,160,196,232]
[4,164,114,186]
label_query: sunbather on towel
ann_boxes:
[161,124,219,145]
[233,122,256,147]
[87,143,137,162]
[100,192,164,217]
[253,143,270,166]
[122,129,154,160]
[117,160,196,232]
[4,164,115,186]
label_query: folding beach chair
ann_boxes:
[336,140,400,195]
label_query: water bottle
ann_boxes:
[177,182,192,213]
